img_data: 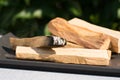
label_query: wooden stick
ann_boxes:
[68,18,120,53]
[10,36,66,49]
[16,46,111,65]
[64,41,84,48]
[48,17,110,50]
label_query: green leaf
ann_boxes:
[89,14,99,24]
[33,9,42,18]
[117,8,120,19]
[70,7,82,16]
[0,0,9,6]
[14,9,32,19]
[24,0,30,5]
[44,24,50,36]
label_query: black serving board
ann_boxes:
[0,33,120,77]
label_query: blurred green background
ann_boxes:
[0,0,120,37]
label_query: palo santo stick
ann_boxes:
[48,17,110,50]
[68,18,120,53]
[16,46,111,65]
[10,36,66,49]
[64,41,84,48]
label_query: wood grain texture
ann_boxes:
[10,36,67,49]
[68,18,120,53]
[16,46,111,65]
[10,36,52,49]
[64,41,84,48]
[48,17,110,50]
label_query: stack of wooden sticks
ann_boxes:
[10,17,120,66]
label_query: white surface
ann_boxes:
[0,68,119,80]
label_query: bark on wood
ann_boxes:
[16,46,111,65]
[48,17,110,50]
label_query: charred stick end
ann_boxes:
[47,36,67,47]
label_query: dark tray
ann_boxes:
[0,33,120,77]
